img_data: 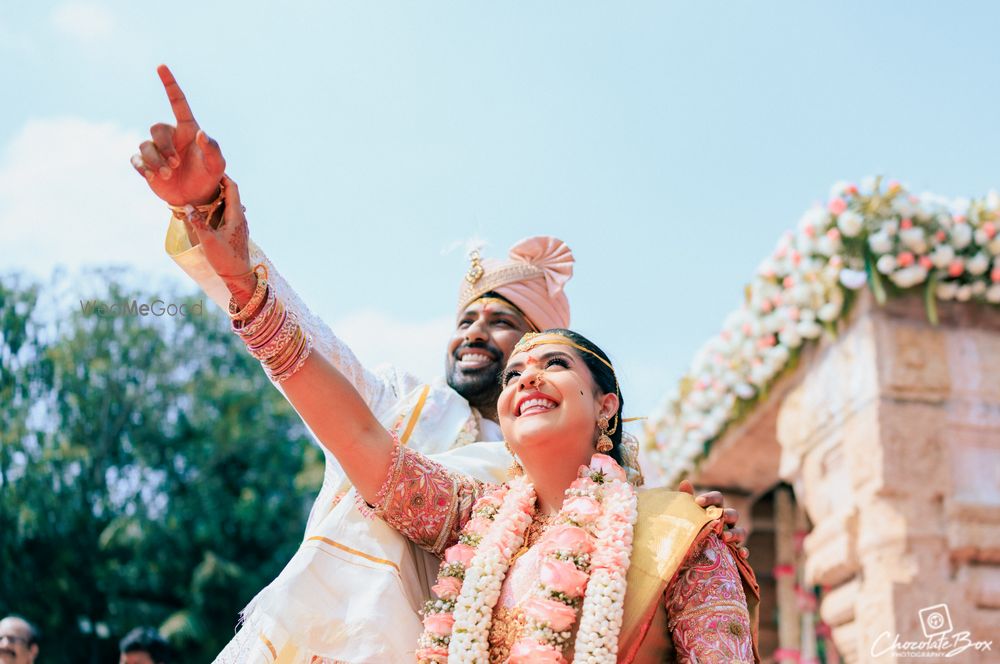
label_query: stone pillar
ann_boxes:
[776,292,1000,662]
[775,487,802,662]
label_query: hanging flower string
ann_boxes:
[415,454,638,664]
[644,177,1000,487]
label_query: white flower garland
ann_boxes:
[644,178,1000,487]
[573,478,638,660]
[449,477,534,662]
[416,454,638,664]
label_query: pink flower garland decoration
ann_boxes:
[416,454,638,664]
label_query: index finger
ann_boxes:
[157,64,197,125]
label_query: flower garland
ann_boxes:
[416,454,638,664]
[572,476,638,660]
[643,177,1000,487]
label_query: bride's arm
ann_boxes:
[664,533,758,663]
[139,64,400,418]
[131,65,421,500]
[365,445,488,554]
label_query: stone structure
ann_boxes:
[692,291,1000,662]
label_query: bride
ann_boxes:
[367,328,760,663]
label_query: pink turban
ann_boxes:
[457,236,574,331]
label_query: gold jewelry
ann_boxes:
[270,331,312,383]
[227,264,268,321]
[168,179,227,229]
[596,415,613,453]
[514,332,618,391]
[510,509,552,565]
[234,288,279,337]
[465,249,485,284]
[267,325,308,378]
[504,440,523,477]
[253,311,298,362]
[529,370,544,387]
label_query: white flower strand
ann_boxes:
[449,476,535,663]
[573,479,639,662]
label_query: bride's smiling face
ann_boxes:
[498,342,617,453]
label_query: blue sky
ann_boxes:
[3,1,1000,416]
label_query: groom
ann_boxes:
[135,64,744,662]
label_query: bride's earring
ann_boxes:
[596,415,613,453]
[505,440,524,477]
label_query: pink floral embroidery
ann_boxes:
[665,533,754,663]
[372,444,492,554]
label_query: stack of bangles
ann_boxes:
[228,264,313,383]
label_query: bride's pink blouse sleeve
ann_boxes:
[664,533,756,664]
[370,443,489,555]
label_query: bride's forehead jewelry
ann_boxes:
[513,332,615,374]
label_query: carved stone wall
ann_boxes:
[692,291,1000,662]
[776,293,1000,662]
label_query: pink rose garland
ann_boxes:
[415,454,638,664]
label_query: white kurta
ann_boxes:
[164,219,511,663]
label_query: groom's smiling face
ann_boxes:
[446,296,534,409]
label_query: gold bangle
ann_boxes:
[267,326,304,373]
[280,333,313,382]
[255,313,298,362]
[269,329,312,382]
[247,310,290,361]
[242,296,284,347]
[235,289,280,339]
[168,179,227,228]
[233,287,275,336]
[228,265,269,322]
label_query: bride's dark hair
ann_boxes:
[543,329,625,467]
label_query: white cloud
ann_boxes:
[0,117,179,281]
[50,2,114,43]
[329,309,453,383]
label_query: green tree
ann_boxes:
[0,270,323,662]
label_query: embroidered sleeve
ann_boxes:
[664,532,754,664]
[371,444,488,555]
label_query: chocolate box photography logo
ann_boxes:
[919,604,953,639]
[871,603,992,658]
